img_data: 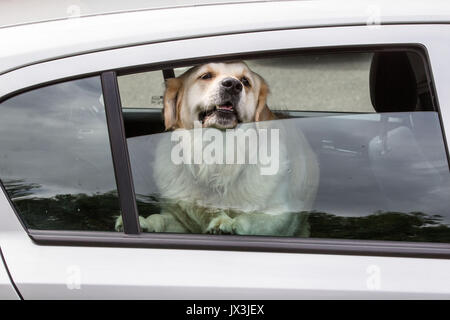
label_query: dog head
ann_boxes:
[163,61,274,130]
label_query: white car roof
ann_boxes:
[0,0,267,28]
[1,0,450,75]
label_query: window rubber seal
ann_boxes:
[28,229,450,259]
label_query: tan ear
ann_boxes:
[254,78,275,122]
[163,78,182,130]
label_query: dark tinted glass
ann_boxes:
[0,77,121,231]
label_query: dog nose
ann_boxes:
[221,78,243,94]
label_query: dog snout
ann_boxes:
[221,78,243,94]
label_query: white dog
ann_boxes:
[116,62,319,236]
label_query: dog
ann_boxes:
[116,61,319,236]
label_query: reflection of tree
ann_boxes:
[135,193,163,216]
[3,179,450,241]
[3,179,40,199]
[309,211,450,243]
[3,179,121,231]
[135,196,450,242]
[14,192,121,231]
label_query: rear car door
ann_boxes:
[0,248,19,299]
[0,23,450,299]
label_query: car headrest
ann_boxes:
[369,52,418,113]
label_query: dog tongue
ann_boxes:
[217,105,233,111]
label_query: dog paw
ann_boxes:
[114,215,156,232]
[206,215,235,235]
[231,215,252,235]
[141,214,166,232]
[115,215,124,232]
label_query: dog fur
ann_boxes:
[116,62,319,236]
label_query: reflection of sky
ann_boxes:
[127,112,450,225]
[302,112,449,223]
[0,77,117,198]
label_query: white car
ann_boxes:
[0,0,450,300]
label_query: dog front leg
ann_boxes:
[114,215,149,232]
[205,211,236,234]
[114,213,188,233]
[232,212,310,237]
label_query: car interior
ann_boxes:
[121,51,436,138]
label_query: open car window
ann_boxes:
[119,53,375,112]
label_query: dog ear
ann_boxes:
[163,78,183,130]
[255,77,275,122]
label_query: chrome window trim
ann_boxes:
[28,230,450,259]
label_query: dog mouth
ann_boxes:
[198,102,240,128]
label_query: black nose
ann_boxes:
[221,78,243,94]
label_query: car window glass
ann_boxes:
[0,77,121,231]
[117,50,450,243]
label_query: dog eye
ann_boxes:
[241,77,251,87]
[200,72,213,80]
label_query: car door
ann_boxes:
[0,24,450,299]
[0,248,19,299]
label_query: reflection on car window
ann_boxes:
[126,113,450,241]
[2,50,448,243]
[0,77,121,231]
[118,52,450,243]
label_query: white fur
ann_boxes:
[149,119,319,236]
[155,121,317,214]
[115,62,320,237]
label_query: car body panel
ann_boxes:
[1,0,450,75]
[1,183,450,299]
[0,0,266,29]
[0,22,450,298]
[0,248,19,299]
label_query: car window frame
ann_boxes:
[1,27,450,259]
